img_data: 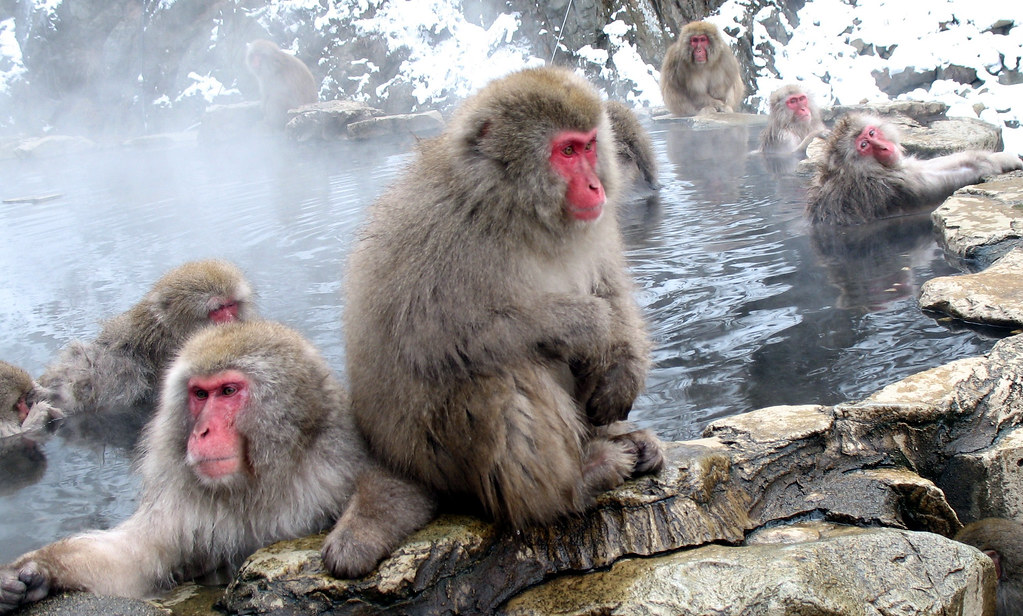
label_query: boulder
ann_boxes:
[919,247,1023,328]
[931,170,1023,267]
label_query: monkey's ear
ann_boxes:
[984,549,1004,580]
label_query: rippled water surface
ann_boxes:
[0,123,1001,561]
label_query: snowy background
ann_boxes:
[0,0,1020,151]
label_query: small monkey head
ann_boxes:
[679,21,721,66]
[827,114,904,170]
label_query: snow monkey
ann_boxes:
[344,66,665,531]
[0,321,433,612]
[604,100,660,190]
[0,361,60,437]
[956,518,1023,616]
[33,259,256,417]
[660,20,745,116]
[806,113,1022,225]
[245,39,318,128]
[759,84,827,155]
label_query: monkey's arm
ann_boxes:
[0,515,182,611]
[794,129,828,156]
[574,263,651,426]
[910,152,1022,202]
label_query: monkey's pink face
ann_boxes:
[15,396,29,422]
[689,35,710,63]
[186,370,249,482]
[855,125,899,166]
[785,94,810,121]
[208,300,241,324]
[549,129,605,222]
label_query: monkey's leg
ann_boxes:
[321,465,436,579]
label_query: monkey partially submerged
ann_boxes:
[344,66,664,532]
[0,321,432,612]
[956,518,1023,616]
[33,259,256,417]
[0,361,58,437]
[807,114,1022,225]
[759,84,827,155]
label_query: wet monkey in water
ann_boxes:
[604,100,660,190]
[956,518,1023,616]
[245,39,318,128]
[344,66,664,531]
[0,321,433,612]
[806,113,1022,225]
[0,361,59,437]
[33,259,256,417]
[759,84,827,155]
[660,20,745,116]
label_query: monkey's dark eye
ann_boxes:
[193,389,208,400]
[585,140,595,151]
[562,145,575,156]
[859,140,869,150]
[868,129,875,137]
[221,385,237,396]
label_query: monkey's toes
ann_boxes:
[321,530,385,580]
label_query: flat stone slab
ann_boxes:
[920,247,1023,328]
[932,171,1023,266]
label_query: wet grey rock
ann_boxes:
[12,135,96,158]
[502,524,994,616]
[932,170,1023,267]
[346,110,444,140]
[17,592,169,616]
[920,247,1023,328]
[284,100,383,141]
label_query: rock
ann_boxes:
[825,100,949,124]
[501,525,994,616]
[919,247,1023,328]
[17,592,169,616]
[938,63,979,85]
[13,135,97,159]
[900,117,1006,156]
[346,110,445,140]
[284,100,383,141]
[931,171,1023,266]
[197,102,263,143]
[872,66,938,96]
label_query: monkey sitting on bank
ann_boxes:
[660,20,745,116]
[245,39,318,129]
[344,66,664,538]
[759,84,827,155]
[33,259,256,418]
[806,114,1022,225]
[0,321,433,613]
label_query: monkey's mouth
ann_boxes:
[192,455,242,480]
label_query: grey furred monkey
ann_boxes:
[344,66,664,531]
[0,321,433,613]
[33,259,255,417]
[660,20,745,116]
[807,113,1022,225]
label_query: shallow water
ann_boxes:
[0,123,1001,562]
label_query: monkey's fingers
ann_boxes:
[18,562,49,603]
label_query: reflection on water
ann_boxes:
[0,124,1002,562]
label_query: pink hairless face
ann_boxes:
[785,94,810,120]
[689,34,710,63]
[855,125,899,166]
[550,129,604,222]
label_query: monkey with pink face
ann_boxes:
[344,66,663,532]
[759,84,827,155]
[660,21,745,116]
[807,114,1022,225]
[0,321,432,613]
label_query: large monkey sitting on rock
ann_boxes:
[33,259,256,417]
[344,66,664,531]
[660,21,745,116]
[0,321,432,612]
[807,114,1022,225]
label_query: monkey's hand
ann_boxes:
[0,561,50,613]
[611,429,665,476]
[21,401,64,433]
[582,355,645,426]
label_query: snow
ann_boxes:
[0,0,1020,151]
